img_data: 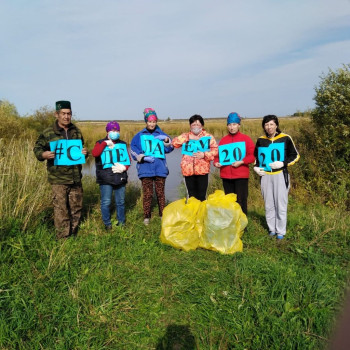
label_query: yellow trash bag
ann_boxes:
[160,197,203,251]
[199,190,248,254]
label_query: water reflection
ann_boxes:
[83,147,185,202]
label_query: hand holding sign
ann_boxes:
[112,163,126,173]
[144,156,155,163]
[154,135,169,142]
[232,160,244,168]
[254,166,266,176]
[193,151,204,159]
[269,161,284,169]
[105,140,114,149]
[42,151,56,160]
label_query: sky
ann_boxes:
[1,0,350,120]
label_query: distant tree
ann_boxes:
[312,64,350,167]
[0,99,19,118]
[23,106,56,133]
[0,100,21,139]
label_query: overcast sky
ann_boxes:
[1,0,350,120]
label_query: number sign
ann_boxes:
[218,142,246,165]
[258,143,285,171]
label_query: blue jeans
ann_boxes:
[99,184,126,226]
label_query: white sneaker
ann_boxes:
[143,218,150,225]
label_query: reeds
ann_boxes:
[0,137,51,231]
[77,117,306,147]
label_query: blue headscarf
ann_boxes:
[227,112,241,125]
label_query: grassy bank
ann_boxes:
[0,116,349,348]
[0,138,51,232]
[0,184,349,349]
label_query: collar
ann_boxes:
[53,120,74,134]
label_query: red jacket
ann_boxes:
[214,132,255,179]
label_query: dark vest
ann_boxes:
[95,138,128,186]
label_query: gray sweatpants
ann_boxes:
[261,172,290,236]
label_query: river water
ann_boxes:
[83,147,186,201]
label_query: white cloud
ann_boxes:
[1,0,350,119]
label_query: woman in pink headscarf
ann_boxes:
[130,108,174,225]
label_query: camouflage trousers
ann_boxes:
[51,184,83,239]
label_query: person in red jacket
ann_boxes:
[214,112,255,214]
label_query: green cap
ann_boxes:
[56,100,71,110]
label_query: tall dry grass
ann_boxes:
[0,137,51,231]
[76,117,306,148]
[78,116,306,147]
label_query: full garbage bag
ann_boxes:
[199,190,247,254]
[160,197,203,252]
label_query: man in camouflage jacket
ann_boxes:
[33,100,88,238]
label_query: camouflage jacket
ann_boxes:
[33,121,85,184]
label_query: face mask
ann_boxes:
[109,131,120,140]
[191,127,202,135]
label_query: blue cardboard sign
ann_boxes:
[101,143,131,169]
[140,135,165,159]
[50,139,85,166]
[218,142,246,165]
[181,136,211,156]
[182,140,197,156]
[258,143,285,171]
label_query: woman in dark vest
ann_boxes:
[92,121,131,229]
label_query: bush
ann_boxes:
[0,100,21,139]
[297,64,350,209]
[22,106,56,134]
[312,64,350,169]
[0,100,56,140]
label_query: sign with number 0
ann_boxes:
[218,142,246,165]
[258,143,285,171]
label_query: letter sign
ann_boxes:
[101,143,131,169]
[50,140,85,165]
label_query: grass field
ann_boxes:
[0,117,349,349]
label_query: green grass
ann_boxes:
[0,116,349,348]
[0,176,348,349]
